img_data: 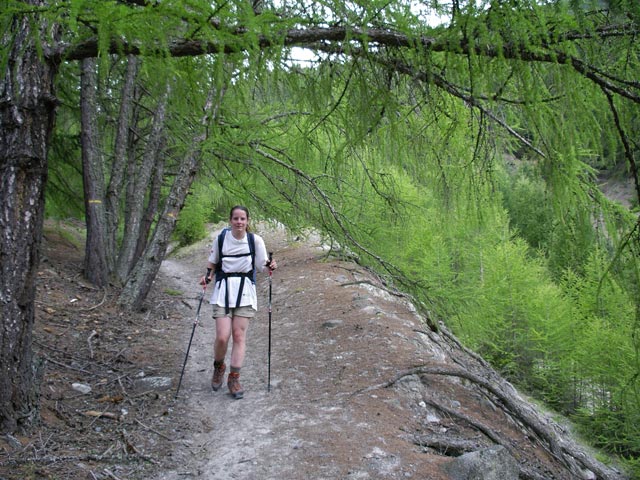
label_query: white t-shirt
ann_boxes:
[207,229,269,310]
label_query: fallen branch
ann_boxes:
[421,397,504,446]
[121,429,159,465]
[419,397,549,480]
[352,364,625,480]
[34,340,126,374]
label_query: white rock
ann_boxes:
[71,382,92,394]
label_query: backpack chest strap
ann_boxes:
[214,229,257,314]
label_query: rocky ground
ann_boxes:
[0,221,628,480]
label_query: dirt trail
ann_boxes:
[4,222,622,480]
[149,223,600,480]
[154,225,445,479]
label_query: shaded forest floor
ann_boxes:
[0,221,627,479]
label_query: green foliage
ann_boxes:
[174,199,207,247]
[226,57,640,470]
[46,62,84,220]
[163,288,183,296]
[174,182,224,247]
[45,135,84,219]
[43,220,86,250]
[575,407,640,462]
[500,167,598,277]
[7,0,637,468]
[561,250,638,399]
[501,173,554,251]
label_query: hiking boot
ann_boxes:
[227,372,244,399]
[211,362,226,391]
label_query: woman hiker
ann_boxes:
[200,206,277,399]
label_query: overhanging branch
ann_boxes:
[50,22,640,92]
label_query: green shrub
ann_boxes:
[174,194,208,246]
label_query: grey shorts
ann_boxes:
[212,305,256,319]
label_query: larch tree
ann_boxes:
[1,0,638,451]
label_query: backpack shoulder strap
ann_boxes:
[247,232,256,282]
[214,228,229,275]
[215,229,256,281]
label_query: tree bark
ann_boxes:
[0,2,58,433]
[117,148,201,310]
[118,85,225,310]
[80,57,110,286]
[105,55,138,270]
[134,144,165,262]
[115,82,170,283]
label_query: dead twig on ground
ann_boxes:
[87,330,97,359]
[121,429,160,465]
[103,468,123,480]
[0,452,134,467]
[81,410,122,422]
[42,354,93,374]
[135,419,173,441]
[83,288,108,311]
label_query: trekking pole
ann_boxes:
[267,252,273,392]
[175,284,207,399]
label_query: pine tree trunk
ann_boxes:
[117,149,201,310]
[80,57,110,286]
[117,86,223,310]
[105,55,138,271]
[115,83,170,283]
[134,148,165,261]
[0,3,58,433]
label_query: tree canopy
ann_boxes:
[2,0,640,474]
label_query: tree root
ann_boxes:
[352,364,626,479]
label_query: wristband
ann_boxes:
[205,267,212,284]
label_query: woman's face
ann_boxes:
[230,208,248,233]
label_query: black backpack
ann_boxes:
[214,228,256,313]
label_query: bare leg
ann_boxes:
[214,316,232,362]
[229,316,249,368]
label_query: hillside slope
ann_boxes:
[0,222,627,480]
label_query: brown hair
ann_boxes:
[229,205,251,232]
